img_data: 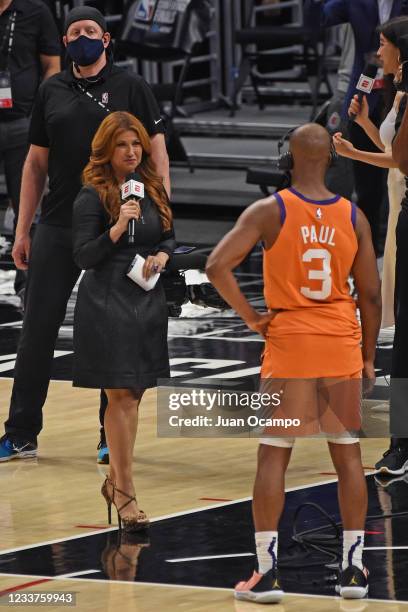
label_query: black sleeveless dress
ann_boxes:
[72,185,175,389]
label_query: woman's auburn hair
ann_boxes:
[82,111,172,231]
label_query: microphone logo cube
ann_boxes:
[357,74,374,94]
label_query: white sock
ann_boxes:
[342,530,364,570]
[255,531,278,574]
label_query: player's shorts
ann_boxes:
[261,333,363,379]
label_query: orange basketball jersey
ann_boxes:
[263,187,361,342]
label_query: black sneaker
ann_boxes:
[0,435,37,462]
[375,444,408,475]
[336,565,369,599]
[234,569,284,603]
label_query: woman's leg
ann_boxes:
[104,388,144,517]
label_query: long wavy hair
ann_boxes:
[82,111,172,230]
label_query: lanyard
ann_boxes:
[0,11,16,64]
[75,80,112,114]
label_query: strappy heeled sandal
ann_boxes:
[112,484,149,533]
[101,476,114,524]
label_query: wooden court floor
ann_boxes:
[0,379,406,611]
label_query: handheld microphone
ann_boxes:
[120,172,145,244]
[349,63,378,122]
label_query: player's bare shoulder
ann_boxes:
[242,194,283,249]
[354,206,372,242]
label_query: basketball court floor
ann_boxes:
[0,246,406,611]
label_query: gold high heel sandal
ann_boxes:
[112,485,149,533]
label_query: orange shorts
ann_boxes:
[261,333,363,378]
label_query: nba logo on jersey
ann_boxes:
[102,92,109,104]
[316,208,323,219]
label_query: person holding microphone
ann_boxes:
[333,17,408,328]
[73,111,175,532]
[0,6,170,462]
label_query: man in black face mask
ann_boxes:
[0,7,170,461]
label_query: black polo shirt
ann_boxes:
[0,0,60,121]
[29,59,166,227]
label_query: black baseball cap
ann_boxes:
[64,7,107,35]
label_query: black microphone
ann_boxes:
[120,172,145,244]
[349,63,378,122]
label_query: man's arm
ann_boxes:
[351,208,381,390]
[13,145,49,270]
[150,133,170,197]
[206,197,281,336]
[39,54,60,80]
[304,0,349,30]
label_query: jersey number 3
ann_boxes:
[300,248,332,300]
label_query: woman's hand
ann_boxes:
[110,200,141,243]
[333,132,356,158]
[348,94,369,127]
[142,251,169,280]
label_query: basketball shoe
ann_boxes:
[0,435,37,461]
[234,569,284,603]
[336,565,369,599]
[97,428,109,464]
[375,441,408,475]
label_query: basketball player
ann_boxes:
[206,123,381,602]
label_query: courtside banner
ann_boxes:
[155,377,393,438]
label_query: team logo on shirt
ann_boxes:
[102,92,109,104]
[316,208,323,219]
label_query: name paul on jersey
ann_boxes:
[300,225,336,246]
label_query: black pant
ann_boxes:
[390,204,408,442]
[4,224,81,444]
[349,116,387,256]
[0,117,30,294]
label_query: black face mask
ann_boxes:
[67,35,105,66]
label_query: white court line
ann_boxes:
[57,570,100,578]
[167,547,408,563]
[365,546,408,551]
[168,334,263,342]
[167,553,255,563]
[0,477,341,556]
[0,321,21,328]
[0,573,407,605]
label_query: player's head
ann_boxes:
[289,123,333,177]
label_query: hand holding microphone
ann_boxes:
[109,200,141,244]
[120,172,145,244]
[348,94,369,127]
[349,62,378,123]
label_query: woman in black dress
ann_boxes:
[72,111,175,532]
